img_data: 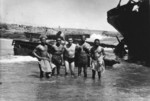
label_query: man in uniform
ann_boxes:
[90,39,105,79]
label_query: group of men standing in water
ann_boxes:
[33,34,105,79]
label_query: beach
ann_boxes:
[0,38,150,101]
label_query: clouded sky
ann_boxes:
[0,0,129,31]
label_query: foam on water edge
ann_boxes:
[86,33,107,42]
[0,55,38,63]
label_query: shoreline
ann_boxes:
[0,37,13,40]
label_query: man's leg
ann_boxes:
[98,71,101,79]
[78,66,82,76]
[70,61,75,76]
[52,68,55,76]
[64,60,69,76]
[57,65,60,76]
[45,72,51,78]
[83,65,87,78]
[92,70,96,79]
[38,63,43,78]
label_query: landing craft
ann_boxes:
[107,0,149,65]
[12,31,91,56]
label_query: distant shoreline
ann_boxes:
[0,23,122,40]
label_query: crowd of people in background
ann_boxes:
[33,34,105,80]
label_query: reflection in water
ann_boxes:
[36,77,105,101]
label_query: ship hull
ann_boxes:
[107,0,150,65]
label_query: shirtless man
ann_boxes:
[76,35,91,77]
[90,39,105,79]
[63,38,76,77]
[52,37,64,76]
[33,36,55,78]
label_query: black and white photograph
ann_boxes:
[0,0,149,101]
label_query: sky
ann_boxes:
[0,0,129,31]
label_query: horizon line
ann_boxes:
[0,22,118,32]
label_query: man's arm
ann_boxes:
[47,53,52,62]
[75,44,81,53]
[83,43,91,54]
[32,46,42,60]
[60,46,65,65]
[90,47,94,58]
[63,46,67,59]
[89,47,94,67]
[101,48,105,59]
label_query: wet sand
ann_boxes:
[1,61,150,101]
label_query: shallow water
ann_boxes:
[1,62,150,101]
[1,38,150,101]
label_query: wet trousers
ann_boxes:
[78,65,87,77]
